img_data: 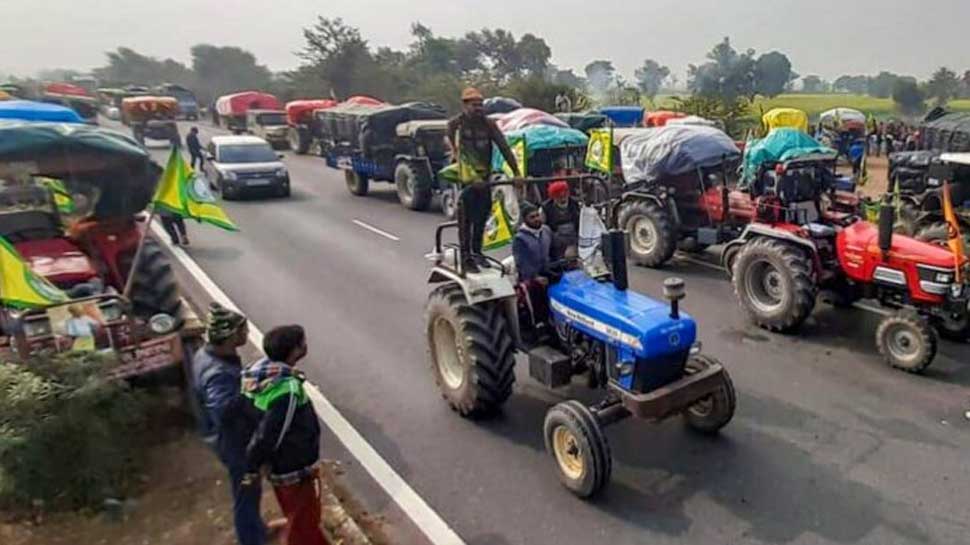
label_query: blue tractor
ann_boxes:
[424,178,736,498]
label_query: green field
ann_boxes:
[653,93,970,121]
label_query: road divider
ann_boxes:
[149,223,465,545]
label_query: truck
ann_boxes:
[285,99,338,154]
[40,82,99,125]
[213,91,281,133]
[154,83,200,120]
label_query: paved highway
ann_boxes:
[115,118,969,545]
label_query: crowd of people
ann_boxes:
[867,121,921,157]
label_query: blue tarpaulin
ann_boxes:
[492,125,588,171]
[742,128,835,182]
[599,106,644,128]
[619,125,740,183]
[0,100,83,123]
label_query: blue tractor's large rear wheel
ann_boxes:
[543,400,612,498]
[425,284,516,418]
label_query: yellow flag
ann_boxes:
[942,182,966,283]
[483,198,514,251]
[0,236,69,309]
[502,138,527,178]
[154,148,238,231]
[585,128,613,173]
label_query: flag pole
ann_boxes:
[122,205,158,298]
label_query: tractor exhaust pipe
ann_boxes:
[878,192,895,258]
[602,230,628,291]
[664,277,686,320]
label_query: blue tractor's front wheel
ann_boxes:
[543,401,612,498]
[682,355,737,434]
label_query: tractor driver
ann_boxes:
[513,202,557,335]
[446,87,520,273]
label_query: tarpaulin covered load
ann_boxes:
[742,128,835,182]
[819,108,866,132]
[599,106,644,128]
[491,125,589,171]
[619,125,740,183]
[0,90,12,101]
[215,91,281,117]
[0,121,155,218]
[920,112,970,152]
[0,100,83,123]
[644,110,686,128]
[121,96,178,118]
[343,95,384,107]
[495,108,569,132]
[43,82,91,98]
[285,99,337,125]
[317,101,447,153]
[667,115,718,128]
[484,96,522,115]
[555,112,607,132]
[762,108,809,133]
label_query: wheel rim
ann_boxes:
[688,396,714,418]
[744,259,786,314]
[399,171,414,198]
[432,317,465,390]
[629,216,658,256]
[552,426,584,481]
[886,324,920,362]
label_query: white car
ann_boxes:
[203,135,290,199]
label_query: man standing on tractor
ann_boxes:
[542,180,580,259]
[446,87,520,273]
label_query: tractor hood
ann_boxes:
[14,238,99,287]
[549,271,697,360]
[840,221,964,270]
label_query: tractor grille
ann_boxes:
[631,350,689,394]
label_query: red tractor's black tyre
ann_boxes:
[876,310,938,373]
[732,237,817,332]
[425,284,516,418]
[125,239,183,321]
[345,170,369,197]
[682,355,736,434]
[617,199,677,268]
[543,400,612,498]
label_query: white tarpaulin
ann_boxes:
[619,125,740,184]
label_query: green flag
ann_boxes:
[0,236,69,308]
[153,148,238,231]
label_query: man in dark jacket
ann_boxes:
[186,126,204,169]
[542,180,580,259]
[446,87,520,273]
[242,325,327,545]
[513,202,556,334]
[192,303,268,545]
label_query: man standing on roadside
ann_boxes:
[446,87,520,273]
[186,127,205,170]
[192,303,271,545]
[242,325,328,545]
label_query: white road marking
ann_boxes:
[353,219,401,241]
[150,223,465,545]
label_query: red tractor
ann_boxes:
[0,121,199,380]
[725,160,969,373]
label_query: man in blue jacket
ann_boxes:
[192,303,269,545]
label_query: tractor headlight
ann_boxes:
[951,283,965,299]
[616,361,635,377]
[149,313,177,335]
[690,342,703,356]
[936,272,955,284]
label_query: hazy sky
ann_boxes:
[1,0,967,82]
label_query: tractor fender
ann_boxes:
[735,224,821,264]
[618,191,679,228]
[426,265,517,306]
